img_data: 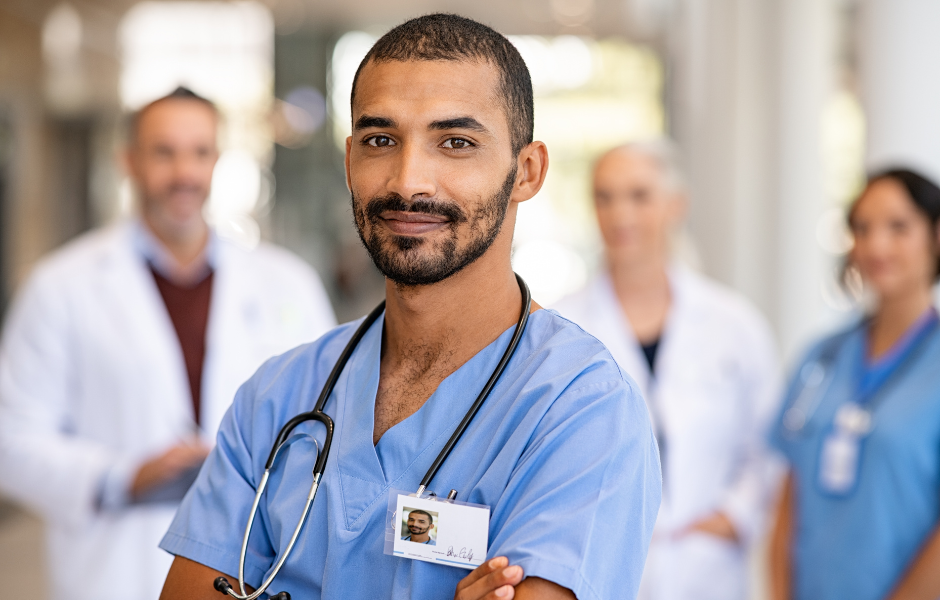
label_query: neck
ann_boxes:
[382,251,529,374]
[869,286,935,358]
[411,532,430,542]
[607,252,670,298]
[606,250,671,344]
[143,213,209,267]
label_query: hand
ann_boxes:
[454,557,524,600]
[683,511,738,542]
[131,441,211,500]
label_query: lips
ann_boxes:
[380,210,450,235]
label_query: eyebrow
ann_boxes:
[354,114,490,135]
[354,115,396,130]
[429,116,489,133]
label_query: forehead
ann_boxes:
[136,99,217,144]
[855,178,917,216]
[409,512,429,520]
[594,151,663,186]
[354,60,507,134]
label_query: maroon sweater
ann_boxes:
[150,267,214,426]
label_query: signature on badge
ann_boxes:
[446,546,474,561]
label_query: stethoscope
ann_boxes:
[781,356,836,435]
[782,313,938,437]
[213,274,532,600]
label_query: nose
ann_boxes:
[386,141,436,201]
[171,152,208,186]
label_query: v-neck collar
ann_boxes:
[332,311,520,529]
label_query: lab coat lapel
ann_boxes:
[98,225,193,443]
[201,243,262,439]
[654,267,704,430]
[592,274,651,399]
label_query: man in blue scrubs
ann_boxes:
[159,14,660,600]
[403,510,437,545]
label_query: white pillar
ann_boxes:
[667,0,838,359]
[666,0,777,312]
[858,0,940,182]
[774,0,838,359]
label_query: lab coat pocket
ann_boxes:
[669,532,746,600]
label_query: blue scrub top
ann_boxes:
[771,321,940,600]
[161,309,661,600]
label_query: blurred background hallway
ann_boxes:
[2,0,940,597]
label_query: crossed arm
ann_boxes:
[160,555,575,600]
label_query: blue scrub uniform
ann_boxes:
[161,309,661,600]
[771,320,940,600]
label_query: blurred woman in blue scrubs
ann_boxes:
[770,168,940,600]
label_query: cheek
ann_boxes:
[901,231,937,272]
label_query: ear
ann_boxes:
[510,141,549,204]
[121,148,134,177]
[345,136,353,192]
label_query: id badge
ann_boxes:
[384,489,489,569]
[818,429,860,495]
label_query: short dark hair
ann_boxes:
[350,13,534,156]
[128,86,218,145]
[849,167,940,279]
[407,509,433,522]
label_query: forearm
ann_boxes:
[769,472,793,600]
[514,577,575,600]
[160,556,250,600]
[887,523,940,600]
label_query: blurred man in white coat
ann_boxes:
[555,141,780,600]
[0,87,336,600]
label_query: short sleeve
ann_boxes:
[160,372,276,586]
[488,378,661,600]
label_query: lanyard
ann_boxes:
[818,309,938,496]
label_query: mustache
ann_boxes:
[365,194,467,224]
[161,183,207,197]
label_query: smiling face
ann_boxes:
[849,177,940,301]
[407,512,432,535]
[127,98,218,239]
[592,149,685,268]
[346,59,519,287]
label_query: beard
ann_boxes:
[352,166,516,287]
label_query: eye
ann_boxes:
[889,219,910,234]
[442,137,473,150]
[366,135,395,148]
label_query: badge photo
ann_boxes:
[385,490,490,569]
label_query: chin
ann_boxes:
[866,277,910,300]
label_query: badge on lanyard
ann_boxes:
[818,402,872,495]
[384,489,490,569]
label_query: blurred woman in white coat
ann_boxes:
[0,88,336,600]
[554,141,781,600]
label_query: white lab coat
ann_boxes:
[0,221,336,600]
[554,265,780,600]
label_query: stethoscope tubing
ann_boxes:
[418,273,531,495]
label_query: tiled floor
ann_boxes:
[0,501,48,599]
